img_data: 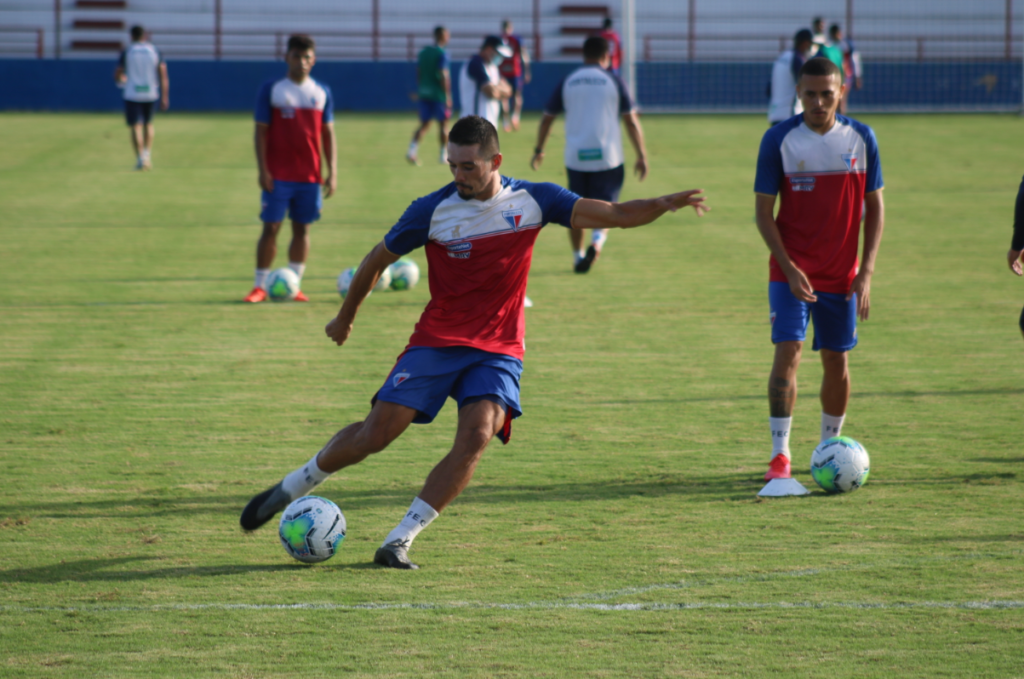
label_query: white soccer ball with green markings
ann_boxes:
[388,258,420,291]
[278,496,346,564]
[337,266,391,298]
[810,436,871,494]
[266,267,300,302]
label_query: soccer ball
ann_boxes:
[389,258,420,291]
[278,495,346,564]
[266,267,300,302]
[810,436,871,494]
[336,266,391,298]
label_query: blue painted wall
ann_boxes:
[0,59,1019,112]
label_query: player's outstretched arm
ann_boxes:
[755,192,816,303]
[570,190,708,231]
[848,188,885,320]
[326,241,401,347]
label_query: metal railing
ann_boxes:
[0,26,44,59]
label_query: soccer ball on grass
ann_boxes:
[278,496,346,564]
[266,268,300,302]
[810,436,871,494]
[336,265,391,298]
[388,258,420,291]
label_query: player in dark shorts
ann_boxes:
[1008,174,1024,339]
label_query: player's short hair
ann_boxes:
[433,25,447,40]
[602,17,613,29]
[449,116,500,158]
[829,23,842,38]
[812,16,824,26]
[502,19,512,30]
[287,34,316,54]
[799,57,842,83]
[583,36,610,60]
[794,28,813,47]
[130,25,145,41]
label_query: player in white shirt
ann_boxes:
[114,25,169,170]
[530,36,648,273]
[768,29,814,126]
[459,36,512,130]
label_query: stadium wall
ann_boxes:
[0,59,1020,113]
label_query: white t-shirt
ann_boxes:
[118,42,163,103]
[768,50,803,124]
[543,64,635,172]
[459,55,501,128]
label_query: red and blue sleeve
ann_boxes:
[322,85,334,123]
[254,81,273,124]
[754,129,784,195]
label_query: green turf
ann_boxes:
[1,111,1022,678]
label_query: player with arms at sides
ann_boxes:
[498,19,532,133]
[244,35,337,304]
[114,25,169,170]
[240,116,708,569]
[531,36,648,274]
[753,57,884,480]
[597,17,622,76]
[407,26,453,166]
[829,24,862,115]
[459,36,513,131]
[1007,175,1024,340]
[767,29,815,127]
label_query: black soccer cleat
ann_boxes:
[239,482,292,532]
[373,539,420,570]
[574,245,598,274]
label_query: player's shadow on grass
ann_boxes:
[1,556,377,584]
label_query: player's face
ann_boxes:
[448,144,502,200]
[798,74,844,130]
[286,49,316,80]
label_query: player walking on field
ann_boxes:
[241,116,708,569]
[1007,175,1024,340]
[114,25,169,171]
[458,36,513,131]
[531,36,648,273]
[498,19,531,133]
[244,35,337,304]
[753,57,885,480]
[407,26,453,166]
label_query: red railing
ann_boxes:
[0,26,45,58]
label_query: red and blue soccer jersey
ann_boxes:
[384,178,580,359]
[499,34,524,79]
[754,114,883,294]
[255,77,334,184]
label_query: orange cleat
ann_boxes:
[243,287,267,303]
[293,291,309,302]
[764,454,792,481]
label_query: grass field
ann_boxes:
[1,110,1023,678]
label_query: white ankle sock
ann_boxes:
[281,452,331,499]
[574,249,586,264]
[821,412,845,442]
[254,268,270,289]
[769,416,792,459]
[288,261,306,281]
[408,140,418,154]
[381,497,438,548]
[591,229,608,250]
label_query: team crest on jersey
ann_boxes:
[502,209,524,231]
[841,153,857,171]
[393,372,411,387]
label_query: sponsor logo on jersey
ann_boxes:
[841,153,857,171]
[446,242,472,259]
[502,209,524,231]
[578,148,604,161]
[393,372,411,387]
[280,106,296,119]
[790,176,816,192]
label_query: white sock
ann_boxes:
[821,412,846,442]
[288,261,306,282]
[574,249,586,264]
[591,229,608,250]
[254,268,270,290]
[769,416,792,459]
[408,140,418,154]
[439,148,446,164]
[382,497,439,548]
[281,451,332,499]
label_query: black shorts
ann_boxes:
[567,164,625,203]
[125,100,155,126]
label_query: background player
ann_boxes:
[114,25,169,170]
[753,57,885,480]
[830,24,863,114]
[407,26,452,166]
[531,36,648,273]
[1008,174,1024,340]
[458,36,512,130]
[244,35,336,304]
[597,17,622,75]
[240,116,708,569]
[498,19,532,133]
[767,29,814,126]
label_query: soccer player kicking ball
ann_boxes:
[753,57,885,481]
[244,34,337,303]
[241,116,708,569]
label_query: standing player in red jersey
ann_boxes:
[243,34,337,303]
[240,116,708,569]
[753,57,885,480]
[598,17,622,76]
[498,19,531,132]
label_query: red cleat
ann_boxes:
[764,454,792,481]
[243,287,267,303]
[293,291,309,302]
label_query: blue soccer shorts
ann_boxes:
[769,281,858,352]
[260,180,322,224]
[417,100,448,123]
[373,346,523,443]
[567,165,625,203]
[124,100,155,126]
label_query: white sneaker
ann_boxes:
[524,295,534,308]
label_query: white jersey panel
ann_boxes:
[269,77,329,112]
[768,51,803,123]
[561,66,626,172]
[122,42,162,103]
[458,60,501,129]
[779,122,869,175]
[428,185,544,244]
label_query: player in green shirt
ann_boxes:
[407,26,453,166]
